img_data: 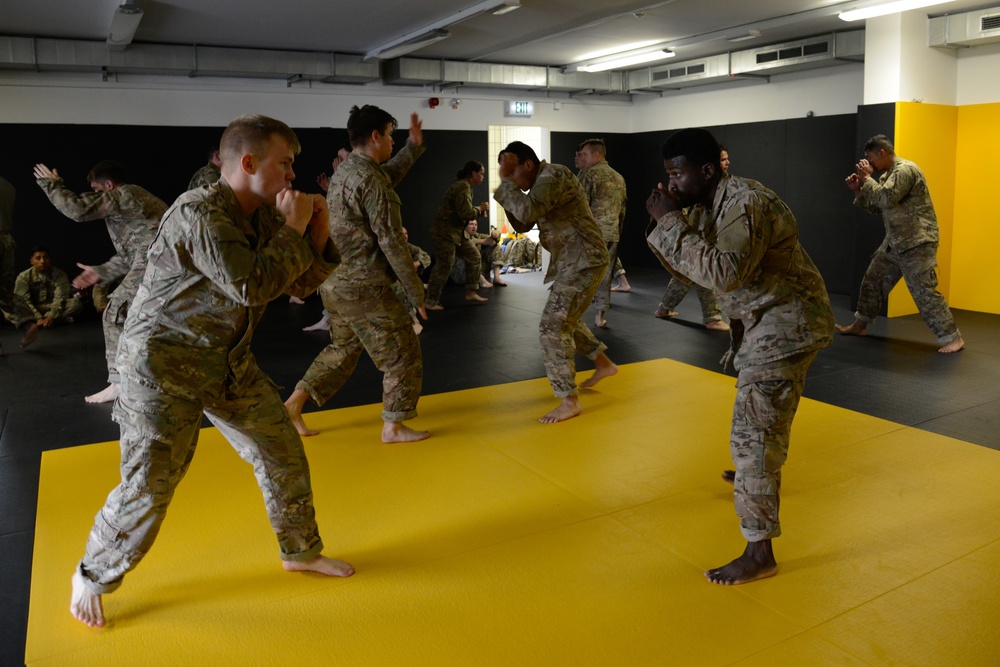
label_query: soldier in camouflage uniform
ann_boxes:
[654,147,730,331]
[494,141,618,424]
[69,114,352,629]
[575,139,626,328]
[424,160,489,309]
[463,219,506,287]
[284,106,431,444]
[646,128,833,585]
[187,145,222,190]
[0,175,41,354]
[14,246,84,326]
[836,134,964,353]
[33,160,166,403]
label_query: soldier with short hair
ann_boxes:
[283,105,430,444]
[33,159,167,403]
[494,141,618,424]
[646,128,834,586]
[187,144,222,190]
[69,113,352,629]
[836,134,964,353]
[14,246,84,327]
[576,138,627,329]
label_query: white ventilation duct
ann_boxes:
[929,6,1000,47]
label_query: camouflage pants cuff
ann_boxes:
[280,538,325,563]
[741,524,782,542]
[77,561,123,596]
[853,311,876,324]
[583,341,608,362]
[553,387,579,399]
[936,329,962,345]
[107,370,121,384]
[295,380,325,407]
[382,408,418,423]
[703,316,723,324]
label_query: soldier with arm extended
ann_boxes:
[493,141,618,424]
[283,106,431,443]
[646,128,834,586]
[33,160,166,403]
[69,114,352,629]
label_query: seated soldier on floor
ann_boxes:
[14,246,84,328]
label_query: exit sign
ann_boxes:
[505,101,534,117]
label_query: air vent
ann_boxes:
[983,14,1000,31]
[803,41,830,56]
[731,32,861,75]
[930,7,1000,48]
[755,39,829,66]
[756,51,778,64]
[652,62,709,81]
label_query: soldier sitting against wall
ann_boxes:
[14,246,84,328]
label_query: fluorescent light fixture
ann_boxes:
[576,50,675,73]
[728,29,762,43]
[107,3,143,50]
[838,0,955,21]
[365,0,520,60]
[372,29,451,60]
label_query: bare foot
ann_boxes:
[282,555,355,578]
[654,307,678,319]
[539,396,582,424]
[465,290,488,303]
[284,390,319,437]
[288,295,306,305]
[610,283,631,293]
[480,276,494,289]
[382,422,430,443]
[938,337,965,353]
[20,322,39,348]
[303,312,330,332]
[721,469,735,484]
[581,353,618,388]
[85,383,120,404]
[71,570,105,628]
[834,320,868,336]
[705,320,730,331]
[425,303,444,311]
[595,311,607,328]
[705,540,778,585]
[493,278,508,287]
[413,320,424,335]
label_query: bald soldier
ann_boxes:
[70,114,352,628]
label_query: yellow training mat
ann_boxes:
[25,359,1000,666]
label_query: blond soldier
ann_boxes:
[576,139,626,328]
[0,176,40,354]
[646,128,833,586]
[493,141,618,424]
[14,246,84,326]
[70,114,351,629]
[187,145,222,190]
[284,105,430,443]
[33,160,166,403]
[424,160,489,309]
[836,134,964,353]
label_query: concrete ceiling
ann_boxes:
[2,0,995,70]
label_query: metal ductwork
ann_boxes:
[0,36,380,84]
[929,5,1000,48]
[383,57,625,94]
[730,31,864,76]
[627,54,730,92]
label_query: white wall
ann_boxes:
[630,64,865,133]
[957,41,1000,105]
[0,71,632,132]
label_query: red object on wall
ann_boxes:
[428,97,440,109]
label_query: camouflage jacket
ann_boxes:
[0,177,14,235]
[325,141,426,309]
[36,179,166,283]
[117,178,340,402]
[14,265,72,319]
[854,157,939,252]
[188,162,222,191]
[432,179,481,243]
[493,161,608,284]
[647,174,833,369]
[577,161,627,243]
[409,242,431,271]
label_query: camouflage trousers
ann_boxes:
[426,232,481,305]
[542,265,608,397]
[730,350,817,542]
[105,261,146,383]
[77,372,324,595]
[855,242,961,344]
[298,284,422,423]
[592,241,620,312]
[0,233,35,328]
[658,276,722,323]
[612,256,625,278]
